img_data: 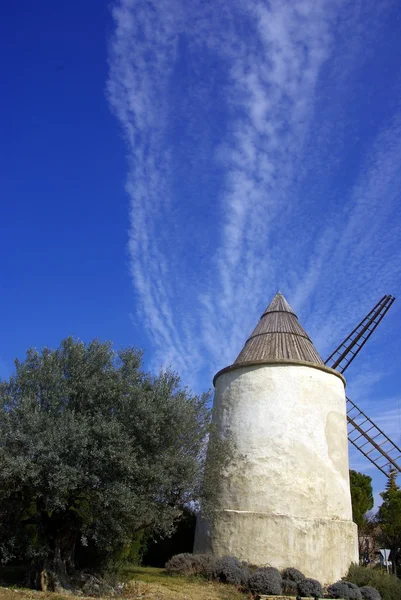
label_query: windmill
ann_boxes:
[324,294,400,477]
[194,291,398,581]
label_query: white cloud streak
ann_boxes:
[107,0,401,428]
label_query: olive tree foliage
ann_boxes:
[0,338,212,582]
[199,426,234,518]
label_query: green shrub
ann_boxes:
[164,553,217,578]
[346,563,401,600]
[165,553,250,585]
[298,577,323,597]
[165,553,193,575]
[192,554,217,577]
[207,556,249,585]
[360,586,382,600]
[327,581,362,599]
[248,567,282,595]
[282,578,298,594]
[281,567,305,594]
[282,567,305,582]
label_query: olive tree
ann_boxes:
[0,338,211,589]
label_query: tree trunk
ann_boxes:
[390,545,398,576]
[41,538,72,591]
[34,532,78,591]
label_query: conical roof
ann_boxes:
[234,292,324,366]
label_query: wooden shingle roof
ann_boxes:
[234,292,324,366]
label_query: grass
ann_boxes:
[123,566,249,599]
[0,566,249,600]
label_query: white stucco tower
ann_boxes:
[194,292,358,584]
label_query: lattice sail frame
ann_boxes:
[324,295,400,476]
[325,295,395,374]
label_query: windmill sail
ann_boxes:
[325,295,395,374]
[346,397,401,476]
[324,295,400,476]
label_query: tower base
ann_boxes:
[194,509,358,585]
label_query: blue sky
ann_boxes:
[2,0,401,504]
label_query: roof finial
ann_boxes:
[261,291,295,317]
[231,291,324,367]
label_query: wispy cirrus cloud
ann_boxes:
[107,0,401,407]
[107,0,194,374]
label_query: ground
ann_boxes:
[0,566,249,600]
